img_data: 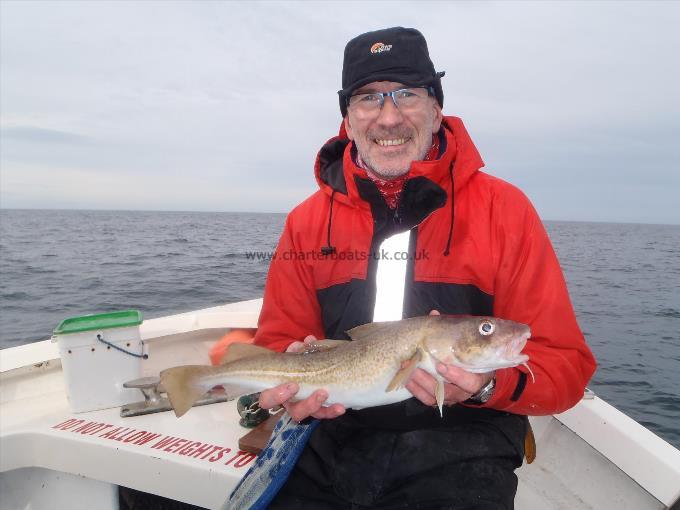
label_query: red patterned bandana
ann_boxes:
[357,135,440,209]
[367,172,408,209]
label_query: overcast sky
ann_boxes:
[1,1,678,224]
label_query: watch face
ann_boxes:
[478,387,492,403]
[465,377,496,405]
[478,377,496,403]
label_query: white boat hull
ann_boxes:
[1,298,679,509]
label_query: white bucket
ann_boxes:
[53,310,146,413]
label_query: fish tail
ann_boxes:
[160,365,214,417]
[522,362,536,383]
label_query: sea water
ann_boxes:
[1,209,678,449]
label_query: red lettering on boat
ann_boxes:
[178,441,203,456]
[164,438,189,453]
[133,432,161,446]
[100,426,124,439]
[150,436,178,449]
[189,443,213,458]
[208,447,231,462]
[234,453,256,468]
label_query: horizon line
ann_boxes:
[1,206,678,227]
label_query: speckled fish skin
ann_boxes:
[160,315,531,417]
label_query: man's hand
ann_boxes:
[405,310,495,407]
[258,335,346,422]
[405,364,494,407]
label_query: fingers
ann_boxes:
[311,403,346,420]
[429,309,441,316]
[286,341,305,353]
[405,369,438,406]
[405,378,437,407]
[259,382,299,410]
[405,368,474,407]
[263,333,344,423]
[286,335,319,353]
[437,364,492,395]
[258,381,345,422]
[283,389,345,422]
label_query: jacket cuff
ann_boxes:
[483,367,522,410]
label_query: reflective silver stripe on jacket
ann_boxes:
[373,230,410,322]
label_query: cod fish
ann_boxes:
[160,315,532,418]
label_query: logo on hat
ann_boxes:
[370,42,392,54]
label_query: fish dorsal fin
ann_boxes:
[298,339,348,354]
[347,320,404,343]
[223,343,272,364]
[386,348,423,392]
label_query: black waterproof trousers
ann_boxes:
[269,402,527,510]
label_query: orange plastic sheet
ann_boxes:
[209,328,257,365]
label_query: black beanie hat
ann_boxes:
[338,27,445,117]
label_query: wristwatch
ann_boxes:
[464,376,496,405]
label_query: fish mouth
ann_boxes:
[503,353,529,365]
[501,329,531,363]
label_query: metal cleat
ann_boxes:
[120,376,232,417]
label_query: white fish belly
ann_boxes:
[205,354,440,410]
[297,372,413,410]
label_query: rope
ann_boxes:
[96,334,148,359]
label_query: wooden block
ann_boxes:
[238,410,284,455]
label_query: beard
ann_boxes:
[357,136,431,180]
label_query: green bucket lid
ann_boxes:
[53,310,143,335]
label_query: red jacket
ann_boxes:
[255,116,596,416]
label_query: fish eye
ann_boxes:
[479,321,494,336]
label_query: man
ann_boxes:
[254,27,596,509]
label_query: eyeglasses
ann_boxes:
[347,87,433,117]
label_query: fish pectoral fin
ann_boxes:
[160,365,213,418]
[524,421,537,464]
[386,349,423,392]
[223,343,273,364]
[298,339,348,354]
[435,376,445,418]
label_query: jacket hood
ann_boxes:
[314,116,485,207]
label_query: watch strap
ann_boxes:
[464,376,496,405]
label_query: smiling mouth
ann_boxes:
[375,137,410,147]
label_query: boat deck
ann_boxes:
[2,300,679,509]
[0,357,254,509]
